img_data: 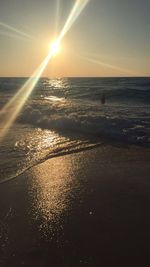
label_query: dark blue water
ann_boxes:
[21,77,150,143]
[0,77,150,182]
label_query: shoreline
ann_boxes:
[0,144,150,266]
[1,140,150,185]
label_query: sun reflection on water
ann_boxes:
[44,96,65,102]
[44,77,70,90]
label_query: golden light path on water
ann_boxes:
[0,0,90,142]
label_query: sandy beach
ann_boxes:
[0,0,150,265]
[0,144,150,266]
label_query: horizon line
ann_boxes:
[0,76,150,79]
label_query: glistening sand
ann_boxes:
[0,144,150,267]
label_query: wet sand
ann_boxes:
[0,144,150,266]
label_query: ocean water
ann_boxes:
[0,77,150,183]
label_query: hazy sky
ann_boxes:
[0,0,150,77]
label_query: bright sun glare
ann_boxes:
[50,40,61,56]
[0,0,90,142]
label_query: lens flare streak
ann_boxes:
[0,0,90,141]
[54,0,60,37]
[0,22,34,40]
[0,30,31,41]
[82,56,140,76]
[0,50,53,140]
[58,0,89,42]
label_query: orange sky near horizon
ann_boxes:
[0,0,150,77]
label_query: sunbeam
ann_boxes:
[81,55,140,76]
[0,29,32,42]
[54,0,60,37]
[0,22,34,40]
[0,49,54,140]
[0,0,90,141]
[58,0,89,42]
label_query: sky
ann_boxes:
[0,0,150,77]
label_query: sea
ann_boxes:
[0,77,150,183]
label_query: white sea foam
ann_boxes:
[0,77,150,183]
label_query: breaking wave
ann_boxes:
[19,96,150,146]
[0,77,150,183]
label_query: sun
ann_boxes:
[50,40,61,56]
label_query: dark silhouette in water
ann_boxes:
[101,93,106,104]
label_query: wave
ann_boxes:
[0,141,102,184]
[19,100,150,146]
[1,77,150,106]
[1,77,150,184]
